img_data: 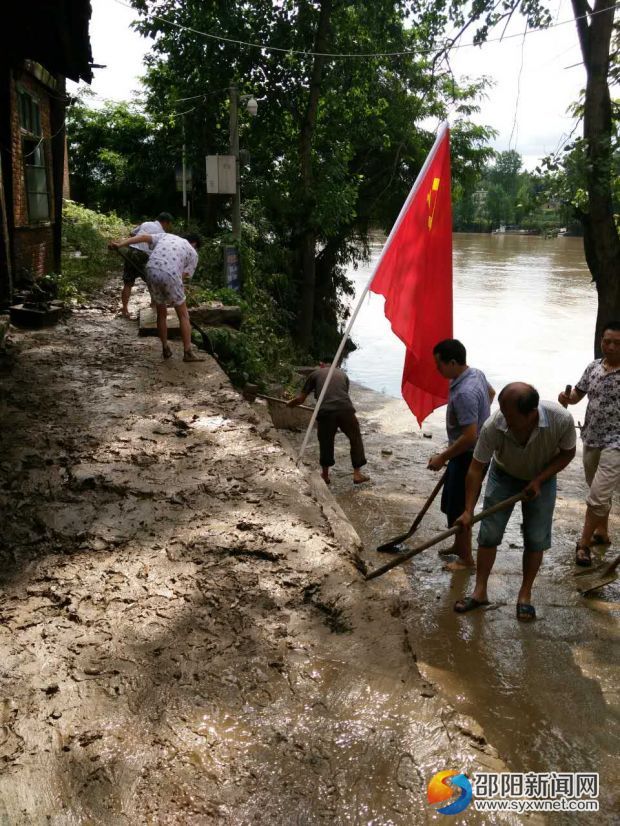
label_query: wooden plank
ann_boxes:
[138,307,181,338]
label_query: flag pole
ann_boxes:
[296,122,449,464]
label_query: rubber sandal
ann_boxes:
[353,474,370,485]
[575,543,592,567]
[183,350,205,363]
[454,596,490,614]
[591,533,611,546]
[162,345,173,360]
[516,602,536,622]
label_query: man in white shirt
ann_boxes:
[119,211,173,317]
[453,383,576,621]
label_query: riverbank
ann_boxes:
[0,281,510,824]
[291,383,619,822]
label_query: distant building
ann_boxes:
[0,1,93,305]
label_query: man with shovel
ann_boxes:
[454,383,576,621]
[428,339,495,571]
[287,360,369,486]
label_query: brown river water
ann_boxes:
[304,234,619,821]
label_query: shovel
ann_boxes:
[574,554,620,595]
[376,470,447,553]
[189,318,215,356]
[365,491,525,581]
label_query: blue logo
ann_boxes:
[428,770,473,815]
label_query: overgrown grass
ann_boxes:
[59,200,129,301]
[186,231,299,390]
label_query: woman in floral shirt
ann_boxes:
[559,321,620,566]
[110,232,203,362]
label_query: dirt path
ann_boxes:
[0,283,509,824]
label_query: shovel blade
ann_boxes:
[575,553,620,593]
[376,529,416,554]
[577,573,618,595]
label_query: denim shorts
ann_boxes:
[478,462,557,552]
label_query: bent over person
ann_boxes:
[454,383,576,621]
[558,321,620,567]
[288,361,369,485]
[118,212,173,318]
[109,232,203,362]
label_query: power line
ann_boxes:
[111,0,619,60]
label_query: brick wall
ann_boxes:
[13,226,54,279]
[10,68,56,278]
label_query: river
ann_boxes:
[331,234,619,821]
[345,233,596,425]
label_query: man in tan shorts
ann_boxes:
[559,321,620,566]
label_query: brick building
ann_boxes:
[0,1,93,306]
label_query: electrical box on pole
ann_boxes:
[205,155,236,195]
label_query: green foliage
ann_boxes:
[183,209,299,388]
[60,200,129,301]
[66,92,179,219]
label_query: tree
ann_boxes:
[130,0,495,353]
[570,0,619,352]
[66,92,178,218]
[439,0,619,354]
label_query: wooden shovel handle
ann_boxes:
[560,385,572,408]
[366,491,526,581]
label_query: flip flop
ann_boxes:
[454,596,490,614]
[516,602,536,622]
[353,474,370,485]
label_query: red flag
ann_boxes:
[370,126,453,426]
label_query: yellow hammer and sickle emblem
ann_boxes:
[427,177,440,230]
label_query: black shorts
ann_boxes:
[119,247,149,285]
[440,451,474,527]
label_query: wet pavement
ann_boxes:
[294,386,620,823]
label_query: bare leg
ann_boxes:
[176,303,204,361]
[156,304,171,357]
[444,527,475,571]
[321,466,330,485]
[174,303,192,353]
[121,283,132,317]
[470,546,497,602]
[582,506,610,545]
[517,550,543,606]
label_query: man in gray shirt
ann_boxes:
[288,361,369,485]
[454,383,576,621]
[428,339,495,571]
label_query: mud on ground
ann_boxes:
[0,283,508,825]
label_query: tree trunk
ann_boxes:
[296,0,333,351]
[571,0,620,356]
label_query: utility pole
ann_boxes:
[229,84,241,240]
[182,116,190,227]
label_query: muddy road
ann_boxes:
[293,386,620,822]
[0,283,509,824]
